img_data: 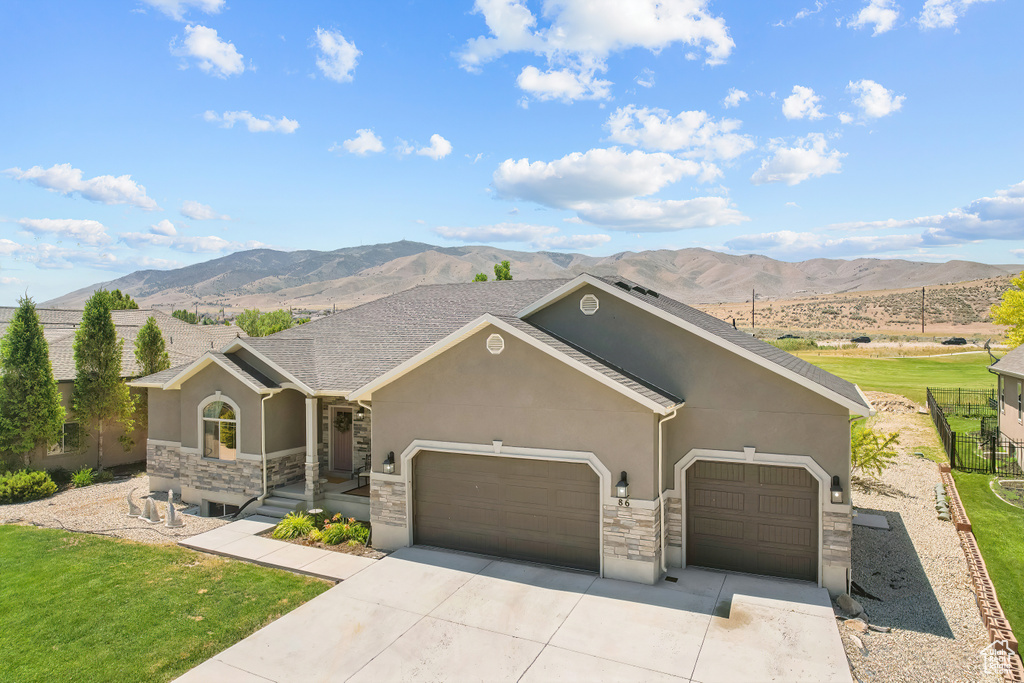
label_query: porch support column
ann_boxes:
[304,397,322,501]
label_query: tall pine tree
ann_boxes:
[0,296,65,467]
[133,316,171,431]
[73,291,134,469]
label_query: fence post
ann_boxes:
[951,431,957,469]
[990,435,997,474]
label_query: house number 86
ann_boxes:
[618,499,630,507]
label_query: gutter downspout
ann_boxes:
[260,393,273,505]
[658,407,680,575]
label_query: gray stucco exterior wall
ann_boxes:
[999,375,1024,442]
[265,388,306,453]
[179,363,264,455]
[148,388,181,442]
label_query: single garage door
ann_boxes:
[686,461,818,582]
[413,451,600,572]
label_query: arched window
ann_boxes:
[202,400,237,460]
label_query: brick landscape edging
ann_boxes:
[940,464,1024,682]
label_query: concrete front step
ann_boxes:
[264,495,304,510]
[271,487,308,502]
[253,505,290,519]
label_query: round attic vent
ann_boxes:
[486,333,505,354]
[580,294,599,315]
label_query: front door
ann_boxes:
[331,408,354,472]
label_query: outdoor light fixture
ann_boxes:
[830,475,844,504]
[616,471,629,499]
[356,406,365,419]
[383,451,395,475]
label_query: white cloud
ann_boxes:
[313,27,360,83]
[150,219,178,236]
[847,79,905,118]
[604,106,755,174]
[750,134,845,186]
[635,68,655,89]
[493,147,700,208]
[516,66,611,101]
[141,0,224,21]
[416,134,453,160]
[918,0,996,29]
[172,24,244,78]
[848,0,900,35]
[120,222,269,253]
[459,0,734,102]
[0,239,120,270]
[180,200,229,220]
[16,218,111,245]
[5,163,159,210]
[782,85,825,120]
[334,129,385,156]
[433,222,610,250]
[571,197,748,231]
[203,110,299,133]
[722,88,749,108]
[838,112,855,124]
[724,230,922,258]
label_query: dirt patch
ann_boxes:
[863,391,924,415]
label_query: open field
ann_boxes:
[701,275,1015,339]
[0,525,330,683]
[797,350,997,406]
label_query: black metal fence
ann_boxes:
[927,387,1024,477]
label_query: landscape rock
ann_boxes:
[845,618,870,633]
[837,594,866,618]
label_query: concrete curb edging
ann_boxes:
[940,464,1024,682]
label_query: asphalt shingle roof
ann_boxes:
[991,345,1024,378]
[0,308,245,381]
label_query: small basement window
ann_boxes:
[205,501,240,517]
[580,294,599,315]
[486,333,505,354]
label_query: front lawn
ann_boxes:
[0,525,330,683]
[950,471,1024,642]
[797,352,996,405]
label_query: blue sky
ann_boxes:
[1,0,1022,303]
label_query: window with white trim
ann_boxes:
[1018,381,1022,425]
[48,422,81,455]
[202,400,237,460]
[1000,376,1005,414]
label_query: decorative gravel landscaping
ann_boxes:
[0,473,227,544]
[841,393,1002,683]
[0,524,330,683]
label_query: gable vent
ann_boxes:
[580,294,599,315]
[486,333,505,355]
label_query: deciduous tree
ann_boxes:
[992,272,1024,347]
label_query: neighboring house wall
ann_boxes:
[369,324,660,583]
[999,375,1024,442]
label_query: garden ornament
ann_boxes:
[127,488,141,517]
[165,489,184,528]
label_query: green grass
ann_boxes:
[950,471,1024,642]
[0,525,330,683]
[797,351,996,405]
[946,414,982,435]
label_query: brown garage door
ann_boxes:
[686,461,818,582]
[413,451,600,572]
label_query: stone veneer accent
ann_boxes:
[319,398,371,472]
[370,479,407,528]
[603,503,660,564]
[822,509,852,570]
[665,497,682,548]
[148,442,304,498]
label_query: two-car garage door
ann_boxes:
[413,451,600,572]
[686,461,819,582]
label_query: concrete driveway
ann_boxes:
[176,547,851,683]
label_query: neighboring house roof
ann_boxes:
[0,308,245,381]
[131,274,871,415]
[990,345,1024,379]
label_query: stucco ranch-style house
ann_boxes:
[991,343,1024,451]
[132,274,873,595]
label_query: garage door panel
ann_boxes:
[413,451,599,572]
[687,462,818,583]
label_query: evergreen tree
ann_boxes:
[0,296,65,467]
[992,272,1024,347]
[133,317,171,432]
[96,289,138,310]
[73,292,135,469]
[172,309,198,324]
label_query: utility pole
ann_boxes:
[751,288,755,333]
[921,286,925,334]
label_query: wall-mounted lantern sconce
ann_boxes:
[383,451,395,475]
[356,406,365,419]
[616,471,629,499]
[830,475,844,505]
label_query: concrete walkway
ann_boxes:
[180,515,375,582]
[176,546,852,683]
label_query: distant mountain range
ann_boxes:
[44,240,1024,312]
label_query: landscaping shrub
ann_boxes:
[271,512,314,539]
[0,469,58,504]
[851,423,900,477]
[320,515,369,545]
[46,467,72,488]
[95,469,114,483]
[307,528,322,543]
[71,466,94,488]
